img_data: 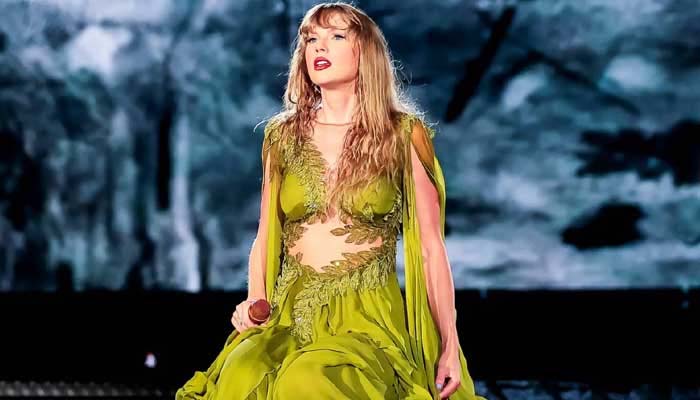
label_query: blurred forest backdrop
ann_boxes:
[0,0,699,292]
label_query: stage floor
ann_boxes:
[1,380,698,399]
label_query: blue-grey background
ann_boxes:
[1,0,699,292]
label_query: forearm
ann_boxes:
[246,236,267,300]
[422,240,459,350]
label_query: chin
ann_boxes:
[313,78,354,90]
[314,79,336,87]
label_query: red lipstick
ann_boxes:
[314,57,331,71]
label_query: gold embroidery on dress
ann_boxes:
[281,218,306,247]
[268,253,302,315]
[282,137,328,221]
[267,117,411,346]
[286,242,397,345]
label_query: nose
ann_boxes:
[314,40,327,53]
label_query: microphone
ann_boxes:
[248,299,271,324]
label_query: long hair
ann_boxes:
[268,2,422,216]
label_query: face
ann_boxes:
[304,14,360,90]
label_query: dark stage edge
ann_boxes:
[0,380,699,399]
[0,289,698,396]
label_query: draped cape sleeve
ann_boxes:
[400,114,486,400]
[175,116,486,400]
[261,119,285,303]
[174,120,287,399]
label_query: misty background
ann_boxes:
[1,0,699,292]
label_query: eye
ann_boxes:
[306,37,317,43]
[333,34,345,40]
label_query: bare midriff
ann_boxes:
[279,120,400,275]
[285,213,386,273]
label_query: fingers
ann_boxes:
[230,310,243,331]
[231,301,256,332]
[240,302,253,329]
[231,311,250,331]
[438,376,460,399]
[231,306,241,331]
[435,370,447,393]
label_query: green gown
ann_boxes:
[176,113,486,400]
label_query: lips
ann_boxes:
[314,57,331,70]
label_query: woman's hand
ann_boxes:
[435,338,462,399]
[231,297,268,333]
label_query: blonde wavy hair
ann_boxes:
[267,2,423,215]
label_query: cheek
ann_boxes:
[339,48,359,74]
[305,55,318,78]
[304,49,313,67]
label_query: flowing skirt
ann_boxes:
[175,254,435,399]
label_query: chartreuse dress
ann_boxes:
[176,113,486,400]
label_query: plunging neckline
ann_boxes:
[306,140,337,187]
[306,129,347,189]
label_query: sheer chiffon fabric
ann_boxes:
[175,114,486,400]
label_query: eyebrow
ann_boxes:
[308,27,349,34]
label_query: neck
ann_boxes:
[317,82,357,124]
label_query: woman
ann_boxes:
[177,2,486,399]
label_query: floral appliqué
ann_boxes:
[267,120,407,346]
